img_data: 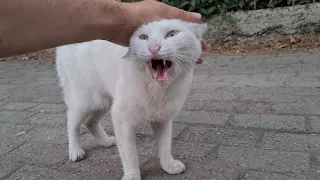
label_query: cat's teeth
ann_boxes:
[149,61,152,67]
[163,60,166,66]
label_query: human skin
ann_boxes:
[0,0,204,58]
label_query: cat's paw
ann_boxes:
[162,160,185,175]
[69,148,85,162]
[121,174,141,180]
[99,136,116,147]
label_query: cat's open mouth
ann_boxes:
[148,59,173,81]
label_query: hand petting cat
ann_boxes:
[117,0,207,64]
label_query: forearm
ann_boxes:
[0,0,125,58]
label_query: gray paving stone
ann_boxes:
[272,103,320,115]
[243,170,310,180]
[240,93,302,103]
[3,141,68,165]
[0,101,8,107]
[176,126,260,147]
[31,95,64,104]
[188,91,237,101]
[0,160,21,179]
[176,110,230,125]
[0,84,17,91]
[0,102,38,111]
[27,103,67,113]
[182,99,204,111]
[6,165,82,180]
[233,73,294,87]
[57,147,121,179]
[203,101,244,113]
[261,132,320,151]
[0,124,34,155]
[0,78,16,84]
[0,93,10,101]
[286,76,320,88]
[231,86,320,96]
[5,77,37,85]
[172,141,217,161]
[190,81,230,91]
[231,114,306,132]
[218,146,309,173]
[0,111,35,124]
[203,101,272,114]
[24,112,67,125]
[310,116,320,133]
[0,159,21,179]
[262,56,301,65]
[142,158,240,180]
[25,126,68,144]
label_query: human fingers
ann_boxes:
[144,0,201,22]
[166,7,201,22]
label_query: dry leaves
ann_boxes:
[208,33,320,55]
[1,49,56,64]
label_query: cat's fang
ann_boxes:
[163,60,166,66]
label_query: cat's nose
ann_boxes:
[148,45,161,55]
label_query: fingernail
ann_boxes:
[191,12,201,20]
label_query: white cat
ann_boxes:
[56,19,207,180]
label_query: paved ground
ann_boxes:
[0,52,320,180]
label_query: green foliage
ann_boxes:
[121,0,319,16]
[162,0,248,16]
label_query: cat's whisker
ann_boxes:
[172,58,187,73]
[172,54,194,66]
[173,53,197,64]
[178,52,214,70]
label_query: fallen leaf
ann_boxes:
[290,36,297,44]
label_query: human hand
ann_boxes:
[110,0,207,57]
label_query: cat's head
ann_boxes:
[124,19,208,85]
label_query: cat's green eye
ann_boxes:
[139,34,149,40]
[165,30,178,39]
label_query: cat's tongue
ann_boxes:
[152,63,169,81]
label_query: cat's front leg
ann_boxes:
[151,120,185,175]
[112,111,141,180]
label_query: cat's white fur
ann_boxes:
[56,19,207,180]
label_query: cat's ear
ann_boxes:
[185,23,208,39]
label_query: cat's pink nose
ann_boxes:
[148,45,161,55]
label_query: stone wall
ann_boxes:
[204,3,320,44]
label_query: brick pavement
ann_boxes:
[0,52,320,180]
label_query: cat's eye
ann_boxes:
[165,30,179,39]
[139,34,149,40]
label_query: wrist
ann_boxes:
[85,0,127,42]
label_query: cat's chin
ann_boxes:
[148,59,173,82]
